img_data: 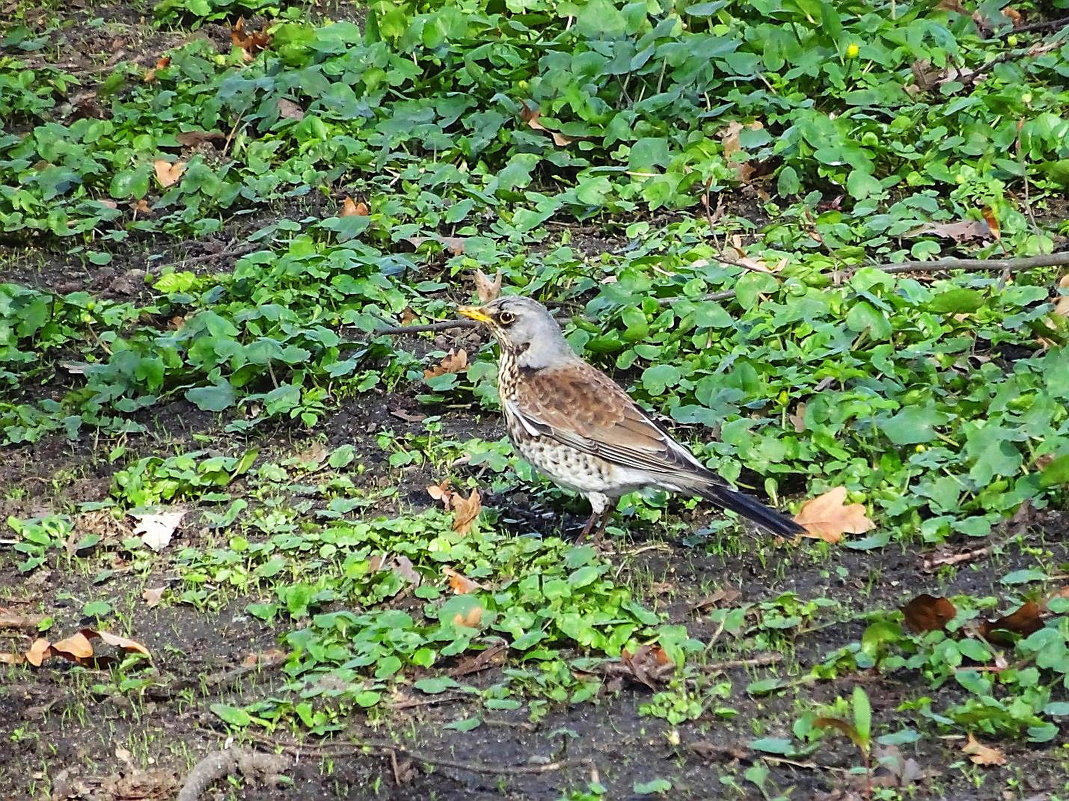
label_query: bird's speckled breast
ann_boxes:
[498,350,622,496]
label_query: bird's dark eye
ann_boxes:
[497,310,516,326]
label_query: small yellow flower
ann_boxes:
[845,43,860,58]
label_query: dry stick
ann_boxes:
[358,252,1069,339]
[921,541,1006,572]
[702,653,783,672]
[164,243,262,269]
[240,730,592,776]
[877,252,1069,274]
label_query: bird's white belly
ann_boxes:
[507,426,650,498]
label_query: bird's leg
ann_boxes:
[580,494,615,544]
[588,506,616,546]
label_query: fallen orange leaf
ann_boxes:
[793,487,874,543]
[474,269,502,303]
[962,732,1006,766]
[901,593,957,633]
[443,566,483,594]
[153,159,185,188]
[340,196,369,217]
[423,349,468,380]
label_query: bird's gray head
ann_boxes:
[458,296,574,368]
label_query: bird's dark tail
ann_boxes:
[695,482,804,536]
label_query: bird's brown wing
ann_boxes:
[510,362,705,477]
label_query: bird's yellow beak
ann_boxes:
[458,306,493,324]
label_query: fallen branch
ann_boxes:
[702,653,783,673]
[921,540,1008,572]
[373,319,478,335]
[177,747,289,801]
[341,252,1069,342]
[240,730,592,777]
[876,252,1069,274]
[0,615,44,631]
[163,243,263,270]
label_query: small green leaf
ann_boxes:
[185,382,236,412]
[210,703,252,727]
[633,778,672,795]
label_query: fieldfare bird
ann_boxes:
[458,296,803,539]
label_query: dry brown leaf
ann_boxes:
[443,566,484,594]
[962,733,1006,766]
[427,479,454,508]
[403,235,466,255]
[389,407,425,423]
[450,488,481,535]
[474,269,502,303]
[0,652,25,665]
[277,98,304,120]
[519,104,572,146]
[901,593,957,633]
[25,638,51,667]
[133,198,155,217]
[143,55,171,82]
[423,349,468,380]
[979,600,1044,645]
[340,196,369,217]
[427,481,481,533]
[153,159,185,188]
[980,206,1001,240]
[132,509,185,552]
[89,629,150,656]
[1053,274,1069,318]
[908,219,993,242]
[605,644,674,690]
[175,131,224,147]
[718,120,763,183]
[51,631,95,661]
[690,587,741,612]
[788,402,807,433]
[793,487,875,543]
[452,605,483,628]
[231,17,271,58]
[142,587,166,607]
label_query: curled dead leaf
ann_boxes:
[452,605,483,628]
[231,17,271,58]
[153,159,185,188]
[979,600,1044,645]
[474,269,502,303]
[962,732,1006,766]
[423,349,468,380]
[51,631,95,661]
[142,587,166,607]
[1053,274,1069,318]
[450,488,481,535]
[908,219,993,243]
[443,566,484,594]
[901,593,957,633]
[277,98,304,120]
[793,487,875,543]
[26,638,51,667]
[340,197,369,217]
[132,509,185,552]
[91,629,150,656]
[519,103,572,147]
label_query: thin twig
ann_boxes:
[702,653,783,672]
[373,319,478,335]
[344,253,1069,343]
[876,252,1069,274]
[238,730,591,776]
[164,243,262,269]
[921,540,1006,572]
[999,15,1069,34]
